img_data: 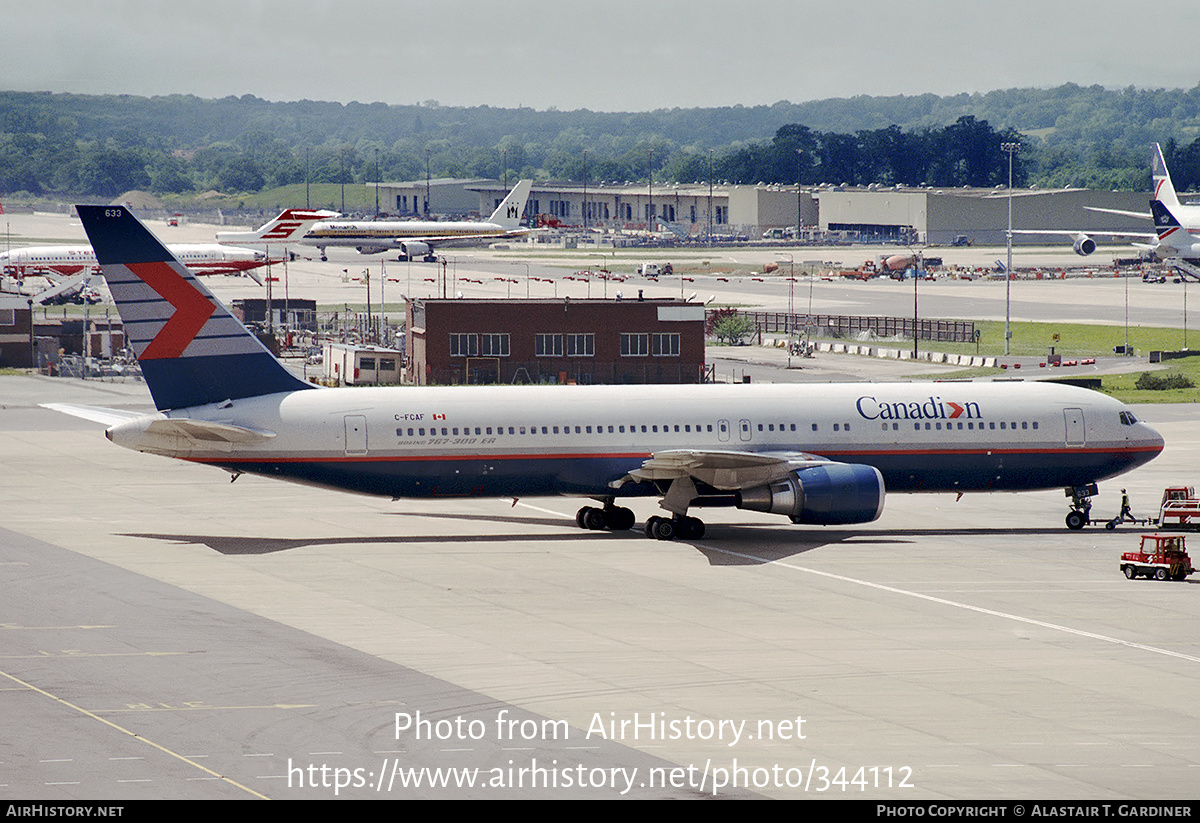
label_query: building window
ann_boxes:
[449,333,478,357]
[566,333,594,357]
[652,333,680,356]
[535,333,563,357]
[621,333,649,356]
[481,333,510,357]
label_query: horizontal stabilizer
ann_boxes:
[41,403,146,426]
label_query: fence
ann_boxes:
[724,310,975,344]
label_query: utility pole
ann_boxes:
[1001,141,1020,356]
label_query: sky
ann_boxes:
[4,0,1198,112]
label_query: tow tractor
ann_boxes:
[1120,534,1195,581]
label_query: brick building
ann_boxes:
[406,297,706,385]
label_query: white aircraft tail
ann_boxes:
[486,180,532,228]
[216,208,339,246]
[1153,144,1180,210]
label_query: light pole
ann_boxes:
[1001,141,1020,356]
[647,147,654,235]
[707,149,714,246]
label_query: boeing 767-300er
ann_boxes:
[50,205,1163,539]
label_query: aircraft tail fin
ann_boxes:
[486,180,532,228]
[1151,198,1182,236]
[76,205,314,411]
[216,208,339,246]
[1153,144,1180,209]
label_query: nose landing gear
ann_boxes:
[1065,483,1098,530]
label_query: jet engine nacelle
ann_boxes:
[1072,234,1096,256]
[736,463,885,525]
[355,245,390,255]
[399,241,432,259]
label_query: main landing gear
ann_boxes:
[574,503,706,541]
[1065,483,1099,530]
[575,502,636,532]
[645,515,705,541]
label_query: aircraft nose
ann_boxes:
[1138,422,1166,457]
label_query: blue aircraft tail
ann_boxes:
[1150,198,1183,240]
[76,205,314,411]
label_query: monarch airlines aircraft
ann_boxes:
[54,205,1163,539]
[300,180,532,261]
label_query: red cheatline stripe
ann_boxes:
[182,445,1158,465]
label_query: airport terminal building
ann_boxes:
[372,178,1150,245]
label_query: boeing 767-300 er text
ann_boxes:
[49,205,1163,539]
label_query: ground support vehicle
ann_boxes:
[1156,486,1200,529]
[1120,534,1195,581]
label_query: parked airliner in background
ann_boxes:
[300,180,532,261]
[0,243,267,279]
[1018,143,1199,259]
[1,207,340,282]
[49,205,1163,539]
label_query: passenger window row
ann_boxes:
[880,420,1040,431]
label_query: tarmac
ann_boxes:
[2,211,1199,800]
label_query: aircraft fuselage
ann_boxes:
[108,381,1163,501]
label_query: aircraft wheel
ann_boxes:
[651,518,676,541]
[1123,565,1137,580]
[1155,568,1169,581]
[579,506,607,531]
[676,516,705,540]
[605,506,636,531]
[644,516,661,539]
[1065,510,1086,530]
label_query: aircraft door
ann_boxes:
[1063,408,1085,446]
[739,419,752,442]
[345,414,368,455]
[717,419,731,442]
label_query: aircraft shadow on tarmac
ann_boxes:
[119,519,1092,561]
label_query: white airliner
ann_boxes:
[299,180,533,261]
[50,205,1163,538]
[1,207,336,281]
[0,243,267,279]
[1018,143,1199,258]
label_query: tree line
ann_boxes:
[1,86,1198,200]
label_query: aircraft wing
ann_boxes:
[612,448,885,524]
[615,448,831,490]
[393,230,528,246]
[1084,205,1151,221]
[1011,229,1155,241]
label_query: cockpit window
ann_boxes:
[1119,411,1138,425]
